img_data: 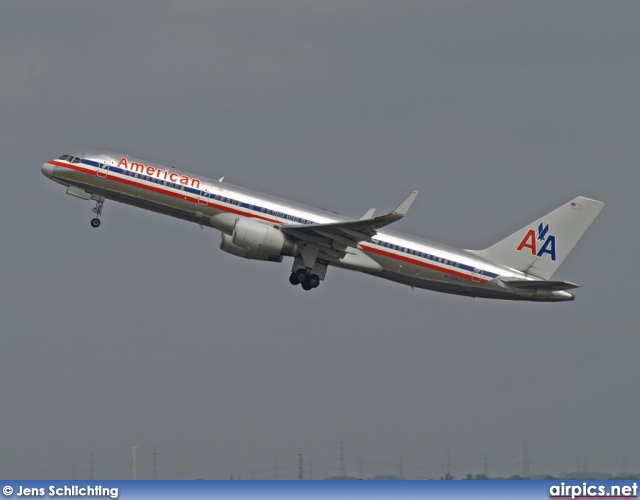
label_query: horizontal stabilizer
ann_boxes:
[498,277,580,291]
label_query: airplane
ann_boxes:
[41,151,604,302]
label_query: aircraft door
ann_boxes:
[472,263,484,283]
[97,155,112,178]
[198,186,210,206]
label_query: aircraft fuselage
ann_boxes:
[42,151,603,302]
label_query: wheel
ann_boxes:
[307,274,320,288]
[301,281,312,291]
[289,273,300,286]
[90,218,101,228]
[294,269,308,283]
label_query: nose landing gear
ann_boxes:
[90,196,105,228]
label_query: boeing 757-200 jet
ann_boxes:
[42,151,604,301]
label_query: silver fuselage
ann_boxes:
[42,150,574,301]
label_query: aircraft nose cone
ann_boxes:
[41,162,55,178]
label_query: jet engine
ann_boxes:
[220,233,283,262]
[219,218,298,262]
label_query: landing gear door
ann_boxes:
[97,155,112,178]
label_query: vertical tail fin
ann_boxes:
[470,196,604,279]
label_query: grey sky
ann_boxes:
[2,1,639,479]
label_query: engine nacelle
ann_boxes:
[220,233,283,262]
[220,233,282,262]
[231,218,298,256]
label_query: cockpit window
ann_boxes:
[61,155,77,162]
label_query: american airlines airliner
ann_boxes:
[42,151,604,301]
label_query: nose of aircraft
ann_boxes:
[41,162,55,179]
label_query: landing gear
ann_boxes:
[289,269,306,287]
[288,269,321,291]
[90,196,105,228]
[289,250,327,291]
[294,269,309,284]
[289,273,300,285]
[307,274,320,288]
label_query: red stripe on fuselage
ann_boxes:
[49,160,281,225]
[360,243,489,284]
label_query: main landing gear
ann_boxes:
[289,249,327,291]
[90,196,105,228]
[289,269,321,290]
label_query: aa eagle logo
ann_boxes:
[516,222,557,261]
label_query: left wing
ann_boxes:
[281,191,418,249]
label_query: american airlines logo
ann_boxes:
[117,157,202,189]
[516,222,557,261]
